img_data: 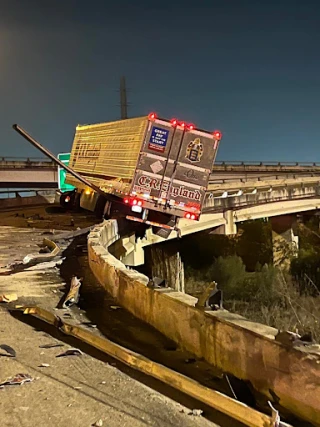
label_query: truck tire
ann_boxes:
[94,195,107,219]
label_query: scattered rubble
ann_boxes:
[62,276,82,308]
[82,322,97,328]
[56,349,83,358]
[180,408,203,416]
[0,293,18,303]
[0,344,16,357]
[0,373,33,388]
[184,358,196,364]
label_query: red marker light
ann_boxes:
[171,118,178,126]
[148,112,157,120]
[188,124,195,131]
[213,130,222,140]
[180,122,186,129]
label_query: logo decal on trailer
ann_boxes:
[150,160,163,174]
[185,138,203,163]
[148,127,169,153]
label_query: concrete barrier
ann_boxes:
[88,220,320,426]
[0,192,55,209]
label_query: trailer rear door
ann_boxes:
[131,118,220,215]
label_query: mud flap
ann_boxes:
[152,217,177,239]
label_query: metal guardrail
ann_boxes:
[214,161,320,167]
[0,189,55,194]
[0,156,53,162]
[208,173,320,184]
[1,157,320,167]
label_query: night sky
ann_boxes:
[1,0,320,161]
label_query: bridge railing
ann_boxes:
[0,189,56,199]
[209,173,320,184]
[214,161,320,167]
[0,156,54,162]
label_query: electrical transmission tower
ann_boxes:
[120,76,129,119]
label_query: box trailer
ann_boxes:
[12,113,222,236]
[64,113,221,230]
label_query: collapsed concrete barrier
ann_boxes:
[88,220,320,426]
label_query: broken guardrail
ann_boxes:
[20,305,291,427]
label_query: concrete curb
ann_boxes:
[88,220,320,426]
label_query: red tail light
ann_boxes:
[126,197,143,207]
[184,212,198,220]
[148,112,157,120]
[213,130,222,140]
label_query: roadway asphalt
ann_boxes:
[0,205,245,427]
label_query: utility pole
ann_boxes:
[120,76,128,119]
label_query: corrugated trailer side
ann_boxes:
[65,116,148,194]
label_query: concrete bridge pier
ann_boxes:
[147,244,185,292]
[270,215,299,268]
[209,210,237,235]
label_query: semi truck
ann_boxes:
[13,113,222,237]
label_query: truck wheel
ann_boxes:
[94,195,107,219]
[74,192,82,212]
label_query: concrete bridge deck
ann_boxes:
[2,157,320,188]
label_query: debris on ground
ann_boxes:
[56,349,83,358]
[180,408,203,416]
[110,305,121,310]
[63,313,72,317]
[50,226,94,242]
[0,293,18,303]
[190,409,203,416]
[42,230,55,235]
[39,246,51,254]
[62,276,82,308]
[275,330,316,348]
[82,322,97,328]
[0,373,33,388]
[39,363,50,368]
[92,419,103,427]
[184,358,196,364]
[0,344,16,357]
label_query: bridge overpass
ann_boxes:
[2,157,320,188]
[0,157,57,188]
[113,174,320,265]
[3,156,320,269]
